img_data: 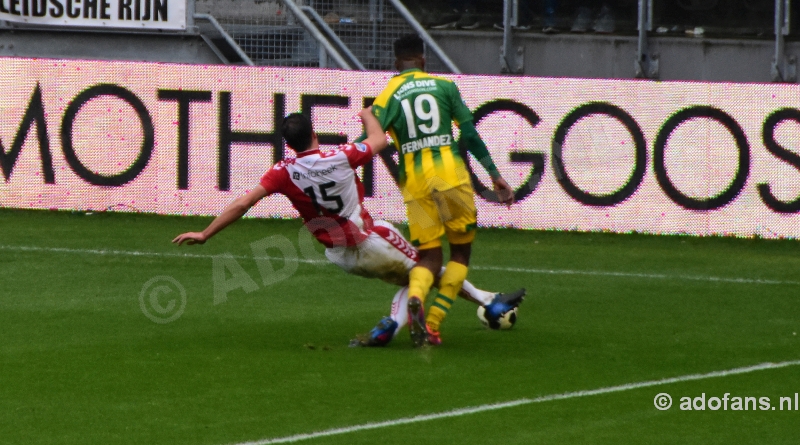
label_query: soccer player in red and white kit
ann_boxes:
[173,108,523,346]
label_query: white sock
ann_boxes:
[390,287,409,335]
[435,266,494,306]
[460,279,495,306]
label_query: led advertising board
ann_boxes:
[1,58,798,238]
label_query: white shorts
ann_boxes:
[325,220,418,286]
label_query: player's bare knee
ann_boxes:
[449,242,472,266]
[416,247,444,272]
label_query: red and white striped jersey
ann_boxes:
[260,143,374,248]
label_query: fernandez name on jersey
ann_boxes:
[400,134,452,155]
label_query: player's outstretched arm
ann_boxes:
[359,107,388,155]
[172,185,269,245]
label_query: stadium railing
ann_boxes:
[495,0,793,81]
[199,0,459,73]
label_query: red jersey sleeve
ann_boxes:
[341,142,373,168]
[259,164,289,195]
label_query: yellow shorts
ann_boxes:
[405,182,477,249]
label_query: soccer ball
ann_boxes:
[477,305,518,330]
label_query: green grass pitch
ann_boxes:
[1,208,799,444]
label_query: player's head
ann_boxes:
[282,113,315,152]
[394,34,425,71]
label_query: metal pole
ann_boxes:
[193,13,255,66]
[772,0,795,82]
[637,0,647,63]
[387,0,461,74]
[775,0,785,72]
[186,0,197,34]
[502,0,512,70]
[634,0,658,79]
[369,0,378,64]
[319,45,327,69]
[500,0,523,74]
[512,0,519,27]
[301,6,366,70]
[281,0,353,70]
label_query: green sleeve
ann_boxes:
[449,83,500,180]
[460,120,500,180]
[372,101,395,132]
[450,83,473,127]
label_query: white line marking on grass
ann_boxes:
[1,244,798,286]
[230,360,800,445]
[473,265,799,286]
[0,244,323,264]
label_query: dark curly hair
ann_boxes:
[394,34,424,60]
[281,113,313,152]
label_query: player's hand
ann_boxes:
[492,177,514,208]
[358,106,373,120]
[172,232,207,246]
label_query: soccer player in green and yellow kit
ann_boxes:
[371,34,518,346]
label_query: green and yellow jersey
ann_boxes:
[372,68,474,200]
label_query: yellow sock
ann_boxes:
[408,266,435,303]
[426,261,468,332]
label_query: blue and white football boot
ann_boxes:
[349,316,398,347]
[482,288,526,325]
